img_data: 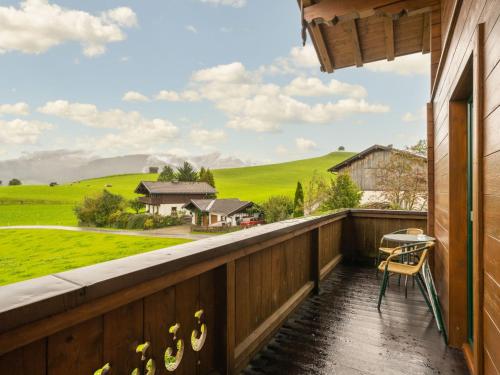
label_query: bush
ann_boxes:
[8,178,22,186]
[143,218,155,230]
[126,214,149,229]
[74,190,126,227]
[109,211,132,229]
[322,173,362,210]
[261,195,294,223]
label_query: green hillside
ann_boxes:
[0,152,354,226]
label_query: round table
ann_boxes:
[383,233,435,243]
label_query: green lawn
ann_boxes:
[0,229,191,286]
[0,152,354,226]
[0,204,78,226]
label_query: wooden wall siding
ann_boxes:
[0,210,428,375]
[339,150,426,191]
[432,0,500,371]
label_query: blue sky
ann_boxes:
[0,0,430,164]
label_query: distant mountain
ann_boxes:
[0,150,250,185]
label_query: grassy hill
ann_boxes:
[0,151,354,226]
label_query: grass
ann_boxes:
[0,229,191,286]
[0,204,78,226]
[0,152,354,226]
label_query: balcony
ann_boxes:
[0,209,467,374]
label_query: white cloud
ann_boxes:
[275,145,288,156]
[296,137,317,153]
[0,0,137,57]
[0,102,30,116]
[261,44,320,75]
[185,25,198,33]
[122,91,149,102]
[199,0,246,8]
[220,27,232,33]
[402,106,426,122]
[0,119,52,144]
[283,77,367,98]
[157,62,389,133]
[190,128,226,145]
[155,90,201,102]
[365,54,430,76]
[38,100,179,151]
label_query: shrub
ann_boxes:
[126,214,149,230]
[261,195,294,223]
[74,190,125,227]
[8,178,21,186]
[322,173,362,210]
[109,211,132,229]
[143,218,155,230]
[293,181,304,217]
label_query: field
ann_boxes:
[0,229,191,286]
[0,152,354,226]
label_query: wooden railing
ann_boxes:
[0,209,426,374]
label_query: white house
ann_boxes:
[183,199,253,227]
[135,181,217,216]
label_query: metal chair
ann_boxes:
[377,242,434,311]
[375,228,424,275]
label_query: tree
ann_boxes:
[406,139,427,157]
[338,146,345,151]
[129,198,145,214]
[199,167,216,188]
[74,190,126,227]
[322,173,362,210]
[376,152,427,210]
[176,161,198,182]
[8,178,21,186]
[261,195,294,223]
[304,171,329,214]
[293,181,304,217]
[158,165,176,182]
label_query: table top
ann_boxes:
[383,233,436,243]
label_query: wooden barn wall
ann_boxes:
[341,150,426,191]
[433,0,500,372]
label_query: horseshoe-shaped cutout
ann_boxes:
[164,323,184,372]
[132,342,156,375]
[94,363,111,375]
[191,309,207,352]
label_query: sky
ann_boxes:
[0,0,430,164]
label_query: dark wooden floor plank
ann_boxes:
[244,263,468,375]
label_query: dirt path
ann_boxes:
[0,225,213,241]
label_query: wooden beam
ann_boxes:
[422,12,431,53]
[349,19,363,67]
[304,0,437,25]
[384,16,395,61]
[308,23,334,72]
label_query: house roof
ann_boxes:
[184,199,253,216]
[328,144,426,172]
[135,181,217,195]
[300,0,434,73]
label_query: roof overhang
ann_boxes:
[300,0,436,72]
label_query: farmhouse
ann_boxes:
[328,145,427,203]
[183,198,253,227]
[134,181,216,216]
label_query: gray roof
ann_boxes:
[184,199,253,216]
[328,144,426,172]
[135,181,217,195]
